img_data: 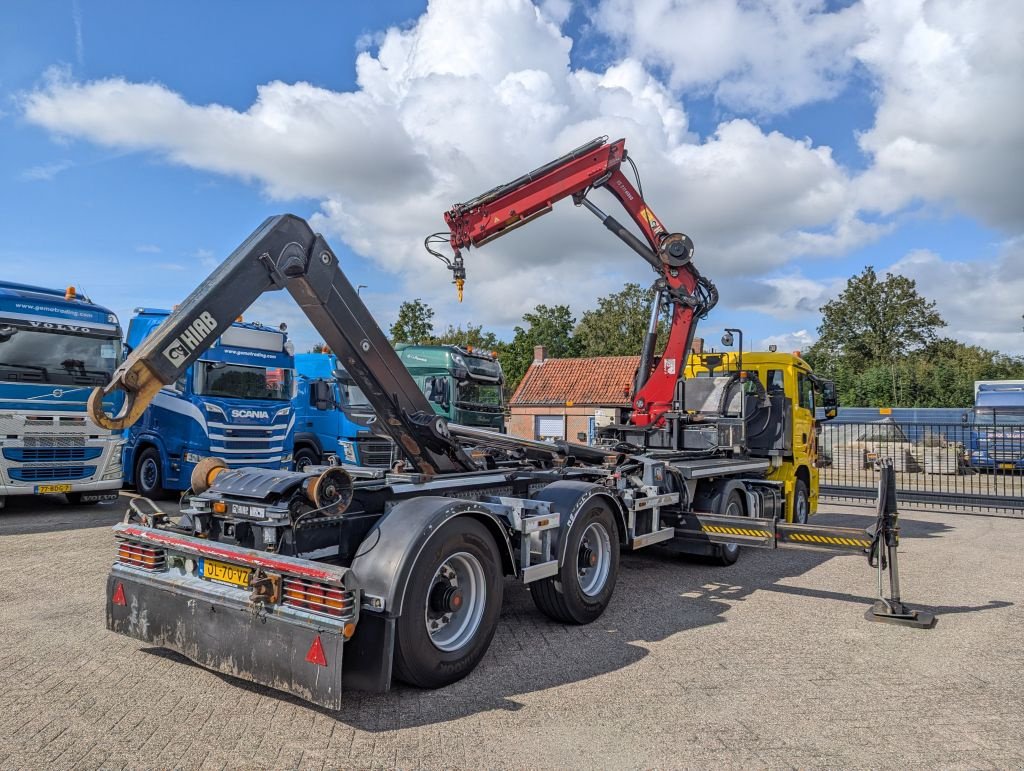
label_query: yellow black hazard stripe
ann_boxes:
[785,532,871,548]
[701,525,772,538]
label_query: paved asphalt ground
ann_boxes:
[1,494,1023,769]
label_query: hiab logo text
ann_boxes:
[161,311,217,366]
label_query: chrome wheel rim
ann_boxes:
[795,490,809,524]
[424,551,487,652]
[577,521,612,597]
[722,496,743,555]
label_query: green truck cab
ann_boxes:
[394,344,505,431]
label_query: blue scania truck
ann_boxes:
[292,346,504,471]
[122,309,296,497]
[292,352,394,470]
[0,281,125,507]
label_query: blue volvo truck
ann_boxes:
[0,281,125,507]
[123,309,297,496]
[967,380,1024,471]
[292,352,394,470]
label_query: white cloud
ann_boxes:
[21,160,74,181]
[727,273,842,319]
[890,244,1024,355]
[853,0,1024,232]
[22,0,874,334]
[134,243,161,254]
[19,0,1024,345]
[759,329,816,353]
[591,0,866,114]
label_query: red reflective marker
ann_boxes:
[305,635,327,667]
[112,583,126,606]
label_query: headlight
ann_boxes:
[339,441,357,463]
[282,453,293,465]
[184,452,203,464]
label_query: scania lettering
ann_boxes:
[122,309,297,497]
[0,282,124,507]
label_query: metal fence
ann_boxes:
[818,420,1024,514]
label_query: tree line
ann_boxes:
[805,267,1024,407]
[388,283,663,392]
[316,267,1023,407]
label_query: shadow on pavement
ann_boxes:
[0,493,129,535]
[140,513,956,731]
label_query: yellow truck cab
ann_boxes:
[686,350,836,523]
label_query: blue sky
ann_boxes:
[2,0,1021,355]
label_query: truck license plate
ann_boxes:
[35,484,72,494]
[201,559,251,588]
[999,463,1015,470]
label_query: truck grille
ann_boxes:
[3,447,102,462]
[359,441,395,468]
[24,435,87,447]
[10,465,96,481]
[282,576,355,618]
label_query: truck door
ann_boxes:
[794,372,816,464]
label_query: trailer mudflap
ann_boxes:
[107,567,347,710]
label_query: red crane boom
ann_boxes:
[431,136,717,428]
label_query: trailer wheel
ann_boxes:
[792,478,810,524]
[135,448,167,499]
[531,500,620,625]
[711,489,746,566]
[393,517,503,688]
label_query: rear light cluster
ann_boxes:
[282,576,355,618]
[117,541,166,571]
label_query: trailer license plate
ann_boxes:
[35,484,72,494]
[230,503,265,518]
[201,559,251,588]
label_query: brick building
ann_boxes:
[507,346,640,443]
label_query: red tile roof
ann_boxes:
[510,356,641,407]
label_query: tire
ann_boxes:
[710,489,746,566]
[65,492,99,506]
[135,448,167,499]
[393,517,503,689]
[792,478,810,525]
[531,499,620,625]
[294,446,320,473]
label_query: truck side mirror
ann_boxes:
[312,380,334,411]
[820,379,839,420]
[427,376,450,409]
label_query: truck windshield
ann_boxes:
[974,408,1024,426]
[196,362,293,401]
[0,327,121,386]
[456,379,503,407]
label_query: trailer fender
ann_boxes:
[531,481,628,566]
[349,496,515,618]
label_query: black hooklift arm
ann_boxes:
[88,214,477,476]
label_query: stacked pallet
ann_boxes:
[830,446,867,469]
[923,445,963,475]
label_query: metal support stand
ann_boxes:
[864,460,937,628]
